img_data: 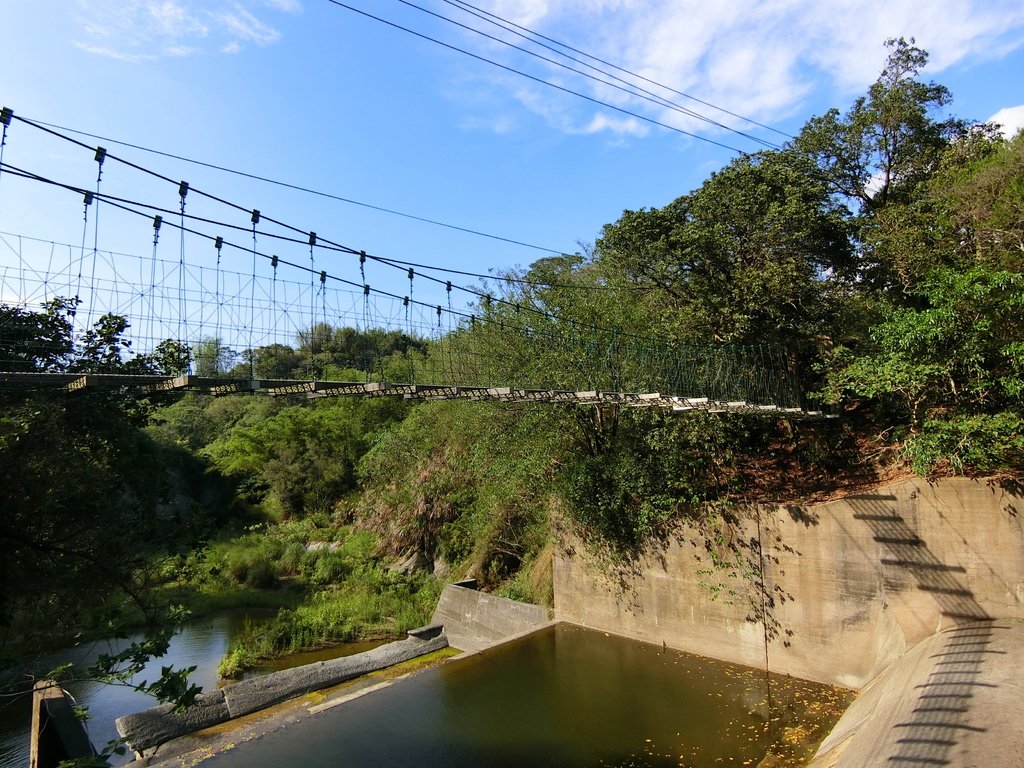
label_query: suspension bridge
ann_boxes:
[0,108,827,418]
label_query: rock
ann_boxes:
[432,557,451,580]
[389,550,431,575]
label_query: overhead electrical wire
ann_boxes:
[324,0,748,154]
[444,0,795,141]
[396,0,783,150]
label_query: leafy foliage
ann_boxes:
[357,400,559,586]
[591,150,851,344]
[202,396,409,518]
[0,301,230,634]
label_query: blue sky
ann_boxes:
[2,0,1023,349]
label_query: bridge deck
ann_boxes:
[0,372,830,418]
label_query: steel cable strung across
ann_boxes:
[0,251,807,408]
[0,117,811,411]
[0,152,677,347]
[1,113,718,338]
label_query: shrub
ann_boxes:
[225,550,279,588]
[309,553,350,586]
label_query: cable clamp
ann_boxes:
[94,146,106,165]
[83,191,94,206]
[0,107,12,126]
[251,209,260,224]
[320,270,326,284]
[309,231,317,246]
[215,236,223,251]
[271,254,279,268]
[363,284,370,296]
[178,180,189,199]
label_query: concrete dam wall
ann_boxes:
[553,476,1024,689]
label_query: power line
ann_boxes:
[445,0,795,141]
[401,0,782,150]
[325,0,748,154]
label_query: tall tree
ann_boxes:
[795,37,967,213]
[593,150,851,344]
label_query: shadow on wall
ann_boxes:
[847,493,990,623]
[888,622,1006,767]
[847,492,997,767]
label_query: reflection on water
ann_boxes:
[0,611,268,768]
[205,624,853,768]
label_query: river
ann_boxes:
[1,611,271,767]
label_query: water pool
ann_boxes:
[203,623,852,768]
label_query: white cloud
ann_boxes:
[215,4,280,45]
[466,0,1024,139]
[73,42,157,63]
[988,105,1024,138]
[263,0,302,12]
[164,44,198,57]
[148,1,208,39]
[581,113,648,138]
[73,0,293,60]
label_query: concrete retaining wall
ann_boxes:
[553,477,1024,689]
[115,625,448,753]
[431,581,550,653]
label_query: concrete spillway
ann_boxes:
[115,625,448,755]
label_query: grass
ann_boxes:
[194,523,443,678]
[219,566,442,677]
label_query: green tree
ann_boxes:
[822,266,1024,472]
[192,337,237,377]
[203,397,408,517]
[294,324,427,379]
[795,37,966,214]
[794,37,969,294]
[249,342,302,379]
[0,301,225,629]
[817,125,1024,473]
[593,150,851,344]
[0,297,76,371]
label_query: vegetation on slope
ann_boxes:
[1,38,1022,690]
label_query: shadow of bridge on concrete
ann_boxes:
[848,493,1003,767]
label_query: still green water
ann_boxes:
[205,624,852,768]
